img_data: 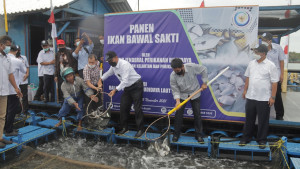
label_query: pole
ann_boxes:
[3,0,8,35]
[138,0,139,11]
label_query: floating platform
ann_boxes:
[114,130,161,146]
[170,135,209,154]
[287,142,300,156]
[73,128,114,142]
[290,157,300,169]
[218,140,271,161]
[37,119,72,130]
[0,143,18,160]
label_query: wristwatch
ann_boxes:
[271,96,276,100]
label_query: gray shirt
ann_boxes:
[267,43,285,78]
[170,63,208,100]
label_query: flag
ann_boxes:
[200,0,205,8]
[48,10,57,38]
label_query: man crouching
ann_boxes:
[55,67,98,131]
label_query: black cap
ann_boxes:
[10,45,18,52]
[251,44,268,54]
[105,51,117,61]
[41,40,48,46]
[16,45,20,50]
[261,32,273,40]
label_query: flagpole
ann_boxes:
[3,0,8,35]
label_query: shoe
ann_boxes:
[195,136,204,144]
[239,140,249,146]
[258,142,266,149]
[0,142,5,148]
[4,131,18,136]
[276,116,284,120]
[134,130,144,138]
[0,139,12,145]
[172,136,179,142]
[118,128,128,135]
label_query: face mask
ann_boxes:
[59,48,66,53]
[253,53,261,61]
[88,64,96,69]
[43,48,49,52]
[76,41,80,46]
[100,40,104,44]
[261,41,269,46]
[176,69,184,75]
[4,46,11,54]
[109,61,117,67]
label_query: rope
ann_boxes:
[83,91,112,119]
[62,119,67,137]
[145,115,170,141]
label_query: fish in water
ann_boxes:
[218,95,236,106]
[148,138,170,157]
[194,34,223,51]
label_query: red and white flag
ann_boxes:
[48,9,57,38]
[200,0,205,8]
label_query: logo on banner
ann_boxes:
[232,10,251,28]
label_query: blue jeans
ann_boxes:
[58,96,84,121]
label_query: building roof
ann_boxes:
[0,0,74,15]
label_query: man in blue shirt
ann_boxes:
[72,32,94,78]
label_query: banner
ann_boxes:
[104,6,259,122]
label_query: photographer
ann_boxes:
[72,32,94,78]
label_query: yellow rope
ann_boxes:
[62,119,67,137]
[13,115,31,125]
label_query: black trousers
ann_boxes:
[57,75,64,102]
[242,99,270,143]
[4,95,21,133]
[120,79,144,130]
[78,69,84,79]
[19,84,28,114]
[34,76,44,100]
[275,82,284,118]
[43,75,55,102]
[174,96,203,137]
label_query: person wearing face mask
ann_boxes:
[15,45,30,115]
[261,32,285,121]
[72,32,94,78]
[239,44,278,149]
[4,45,27,137]
[55,39,77,102]
[36,40,55,103]
[83,54,102,112]
[0,36,23,148]
[98,35,105,67]
[98,51,144,138]
[169,58,208,143]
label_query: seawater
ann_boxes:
[37,137,273,169]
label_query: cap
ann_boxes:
[261,32,273,40]
[15,45,21,50]
[105,51,117,61]
[10,45,18,52]
[57,39,65,45]
[251,44,268,54]
[41,40,48,46]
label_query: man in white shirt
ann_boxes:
[0,36,22,148]
[99,51,144,138]
[261,32,285,120]
[34,41,47,101]
[239,44,278,149]
[4,45,27,136]
[16,45,29,114]
[37,40,55,103]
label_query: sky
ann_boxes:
[127,0,300,52]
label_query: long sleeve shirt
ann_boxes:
[0,52,13,96]
[170,63,208,100]
[72,43,94,70]
[61,76,94,105]
[101,59,141,91]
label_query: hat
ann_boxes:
[105,51,117,61]
[41,40,48,46]
[61,67,74,81]
[251,44,268,54]
[261,32,273,40]
[10,45,18,52]
[15,45,20,50]
[57,39,65,45]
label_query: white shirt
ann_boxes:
[7,54,27,95]
[37,50,44,77]
[244,58,278,101]
[37,50,55,75]
[0,52,13,96]
[18,55,29,85]
[101,58,141,91]
[267,43,285,78]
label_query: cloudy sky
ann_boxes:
[127,0,300,52]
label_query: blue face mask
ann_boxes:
[43,48,49,52]
[76,41,80,46]
[4,46,11,54]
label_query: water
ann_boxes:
[37,137,274,169]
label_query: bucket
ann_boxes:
[28,83,38,101]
